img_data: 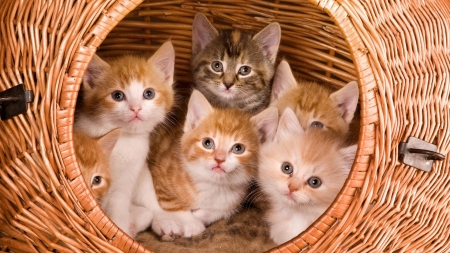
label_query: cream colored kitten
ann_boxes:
[75,41,176,238]
[270,60,359,142]
[73,129,120,202]
[150,90,278,238]
[258,108,357,245]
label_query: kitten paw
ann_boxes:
[128,223,136,238]
[181,217,205,237]
[151,212,183,238]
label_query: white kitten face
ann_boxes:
[259,138,349,208]
[258,108,357,210]
[106,80,166,134]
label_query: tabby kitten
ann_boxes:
[75,41,175,237]
[73,129,120,201]
[151,90,278,230]
[258,108,357,245]
[191,13,281,114]
[270,60,359,141]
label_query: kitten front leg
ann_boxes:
[129,205,153,238]
[192,208,233,226]
[101,190,133,236]
[134,168,205,238]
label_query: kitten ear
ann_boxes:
[147,41,175,85]
[192,13,219,55]
[83,54,110,89]
[270,60,297,103]
[253,22,281,63]
[97,128,121,158]
[274,108,303,142]
[339,144,358,170]
[251,107,279,143]
[184,90,214,132]
[329,81,359,124]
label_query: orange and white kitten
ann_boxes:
[150,90,278,236]
[75,41,176,237]
[270,60,359,141]
[73,129,120,202]
[258,108,357,245]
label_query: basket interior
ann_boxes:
[92,1,359,252]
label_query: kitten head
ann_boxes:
[74,129,120,201]
[181,90,278,186]
[270,60,359,137]
[191,13,281,114]
[79,41,175,135]
[258,108,357,209]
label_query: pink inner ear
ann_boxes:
[192,14,218,54]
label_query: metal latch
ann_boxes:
[399,136,445,172]
[0,84,34,120]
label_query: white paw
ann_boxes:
[181,217,205,237]
[151,211,183,237]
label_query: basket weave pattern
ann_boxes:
[0,0,449,252]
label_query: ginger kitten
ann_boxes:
[270,60,359,142]
[75,41,176,237]
[150,90,278,235]
[73,129,120,202]
[191,13,281,114]
[258,108,357,245]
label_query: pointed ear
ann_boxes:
[253,22,281,63]
[184,90,214,132]
[192,13,218,55]
[330,81,359,124]
[147,41,175,85]
[270,60,297,103]
[97,128,121,158]
[339,144,357,170]
[250,107,279,144]
[274,108,303,142]
[83,54,110,89]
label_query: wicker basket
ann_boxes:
[1,0,449,252]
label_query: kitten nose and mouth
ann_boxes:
[212,150,226,173]
[286,178,301,200]
[129,106,142,121]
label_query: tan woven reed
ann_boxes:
[0,0,449,252]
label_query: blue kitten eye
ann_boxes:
[202,138,215,149]
[281,162,293,175]
[143,88,155,100]
[307,177,322,188]
[92,176,102,185]
[311,121,324,129]
[111,91,125,101]
[231,143,245,154]
[238,66,251,76]
[211,61,223,72]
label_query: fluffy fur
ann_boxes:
[73,129,120,202]
[191,13,281,114]
[258,108,357,245]
[150,90,278,238]
[75,41,176,237]
[270,60,360,143]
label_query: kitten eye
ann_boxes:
[238,66,251,76]
[281,162,293,175]
[211,61,223,72]
[307,177,322,188]
[111,91,125,101]
[231,143,245,154]
[202,138,215,149]
[143,88,155,100]
[311,121,324,129]
[92,176,102,186]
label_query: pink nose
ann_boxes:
[130,106,141,112]
[214,150,226,164]
[288,178,301,192]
